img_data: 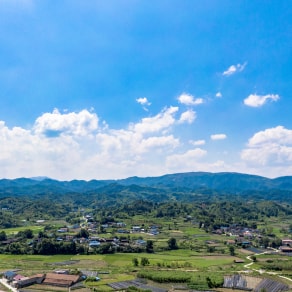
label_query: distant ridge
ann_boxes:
[29,176,51,181]
[0,172,291,202]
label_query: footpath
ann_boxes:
[244,250,292,283]
[0,278,19,292]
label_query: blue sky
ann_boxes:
[0,0,291,180]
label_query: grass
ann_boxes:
[0,215,291,290]
[0,251,237,274]
[0,282,10,291]
[0,225,44,235]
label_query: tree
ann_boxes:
[229,246,235,256]
[38,231,46,238]
[146,240,154,253]
[132,257,139,266]
[37,239,57,255]
[77,228,89,238]
[19,229,33,239]
[8,242,22,254]
[97,243,115,254]
[0,231,7,241]
[140,257,150,266]
[168,237,178,250]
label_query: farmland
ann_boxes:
[1,173,292,291]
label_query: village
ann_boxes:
[1,213,292,291]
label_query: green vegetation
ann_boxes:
[0,173,292,290]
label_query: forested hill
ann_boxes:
[119,172,292,191]
[0,172,292,203]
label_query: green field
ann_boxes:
[0,225,44,235]
[0,252,240,291]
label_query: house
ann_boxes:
[282,239,292,246]
[4,271,17,281]
[36,220,45,224]
[81,270,98,278]
[13,274,26,281]
[14,274,45,289]
[279,246,292,253]
[0,238,19,245]
[226,239,236,245]
[117,229,129,233]
[42,273,81,287]
[89,240,101,247]
[54,270,69,274]
[149,229,159,235]
[234,259,245,263]
[66,235,74,241]
[132,226,141,232]
[57,227,68,233]
[115,222,126,228]
[135,239,146,246]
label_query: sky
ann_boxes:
[0,0,291,180]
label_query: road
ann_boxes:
[0,277,19,292]
[243,250,292,283]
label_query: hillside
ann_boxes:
[0,172,291,203]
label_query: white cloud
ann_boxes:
[210,134,227,140]
[178,93,203,106]
[136,97,151,105]
[136,97,151,106]
[131,106,178,134]
[136,97,151,111]
[165,149,234,174]
[215,92,222,98]
[241,126,292,169]
[34,109,99,137]
[243,94,280,107]
[166,148,207,169]
[0,107,184,180]
[190,139,206,146]
[3,103,291,180]
[178,110,196,124]
[247,126,292,146]
[223,62,247,76]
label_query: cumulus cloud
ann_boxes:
[178,93,203,106]
[166,148,207,169]
[247,126,292,146]
[216,92,222,98]
[136,97,151,111]
[241,126,292,171]
[6,104,291,180]
[223,62,247,76]
[243,94,280,107]
[241,126,292,166]
[178,110,196,124]
[211,134,227,140]
[136,97,151,106]
[190,139,206,146]
[131,106,178,134]
[34,109,99,137]
[0,107,186,180]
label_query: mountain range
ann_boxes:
[0,172,291,203]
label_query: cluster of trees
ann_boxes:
[137,270,192,283]
[0,224,180,255]
[260,259,292,271]
[1,184,292,231]
[137,270,224,290]
[132,257,150,266]
[1,196,291,256]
